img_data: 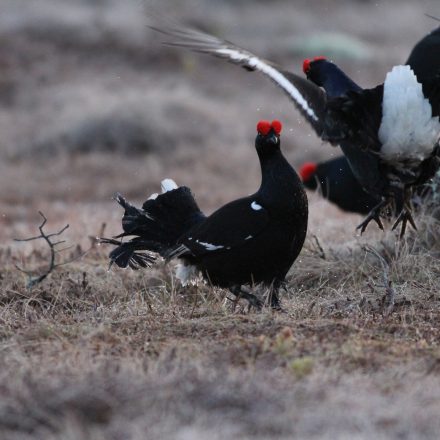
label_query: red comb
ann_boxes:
[271,120,282,135]
[257,120,271,135]
[303,58,311,74]
[299,162,317,182]
[303,56,327,74]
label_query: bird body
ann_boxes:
[406,26,440,81]
[301,28,440,214]
[154,23,440,234]
[300,157,380,214]
[103,120,308,308]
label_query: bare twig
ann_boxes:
[14,212,76,289]
[89,222,107,249]
[304,234,326,259]
[312,235,326,260]
[363,245,396,316]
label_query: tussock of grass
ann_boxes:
[2,204,440,439]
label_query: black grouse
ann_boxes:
[406,26,440,81]
[300,158,380,215]
[102,120,308,309]
[299,26,440,214]
[153,24,440,236]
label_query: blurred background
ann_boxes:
[0,0,438,245]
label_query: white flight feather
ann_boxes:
[216,48,318,121]
[161,178,178,193]
[379,65,440,162]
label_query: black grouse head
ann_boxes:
[255,120,282,156]
[299,162,318,190]
[302,56,332,86]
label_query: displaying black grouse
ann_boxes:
[300,158,380,214]
[153,24,440,236]
[102,120,308,309]
[299,26,440,214]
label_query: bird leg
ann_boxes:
[356,198,390,234]
[392,188,417,238]
[229,286,262,310]
[267,281,283,311]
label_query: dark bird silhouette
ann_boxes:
[102,120,308,309]
[406,26,440,81]
[299,26,440,214]
[300,157,379,214]
[153,24,440,236]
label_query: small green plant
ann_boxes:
[289,357,314,379]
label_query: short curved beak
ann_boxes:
[267,133,279,145]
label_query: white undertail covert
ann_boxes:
[378,65,440,162]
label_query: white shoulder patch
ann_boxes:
[161,178,178,193]
[196,240,224,251]
[379,65,440,162]
[251,201,263,211]
[147,193,158,200]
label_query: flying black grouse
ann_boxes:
[102,120,308,309]
[153,24,440,236]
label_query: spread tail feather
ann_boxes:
[100,238,157,270]
[104,180,205,269]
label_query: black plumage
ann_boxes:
[406,26,440,81]
[300,157,379,215]
[102,121,308,309]
[300,26,440,215]
[153,24,440,236]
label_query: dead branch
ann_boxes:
[312,235,326,259]
[363,245,396,316]
[14,211,76,289]
[303,234,326,259]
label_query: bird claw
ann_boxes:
[267,291,283,311]
[244,293,263,310]
[356,197,393,234]
[392,208,417,238]
[230,287,262,310]
[356,209,384,234]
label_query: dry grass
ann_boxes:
[2,204,440,439]
[2,0,440,438]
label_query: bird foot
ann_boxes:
[356,205,385,234]
[392,208,417,238]
[230,287,262,310]
[267,292,283,311]
[241,292,263,310]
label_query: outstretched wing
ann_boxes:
[151,24,327,136]
[168,197,270,259]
